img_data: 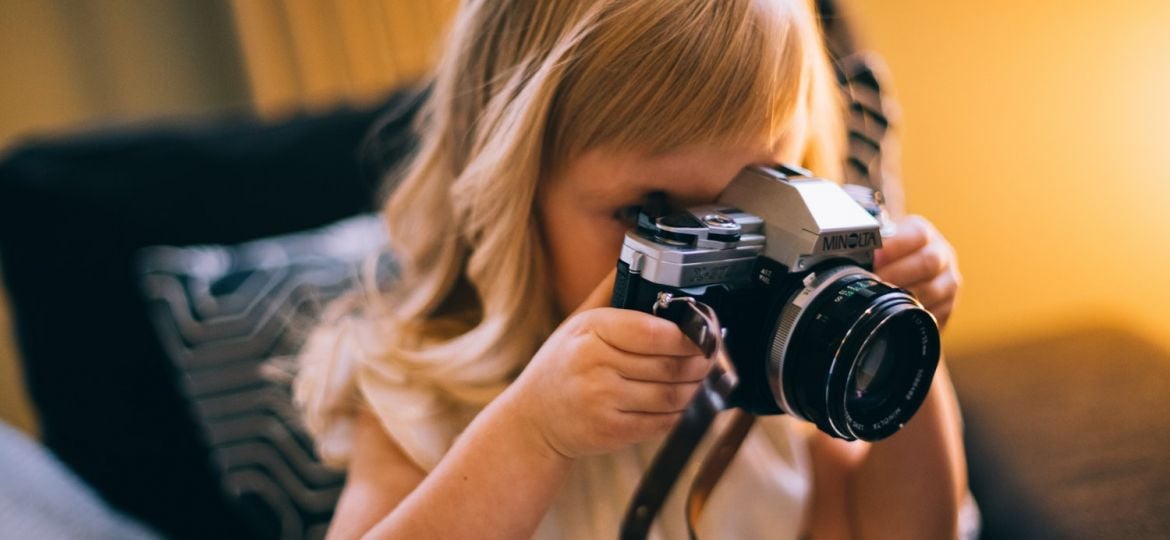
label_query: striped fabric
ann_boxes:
[818,0,905,212]
[139,216,394,540]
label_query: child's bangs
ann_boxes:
[546,0,812,166]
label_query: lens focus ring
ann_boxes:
[766,265,860,420]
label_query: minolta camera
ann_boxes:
[611,164,940,441]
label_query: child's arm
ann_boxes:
[329,274,710,539]
[335,392,574,539]
[323,410,425,539]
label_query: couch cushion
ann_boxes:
[138,214,393,539]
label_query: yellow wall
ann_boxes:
[0,0,247,147]
[228,0,457,116]
[850,1,1170,353]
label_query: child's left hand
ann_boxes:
[872,215,962,329]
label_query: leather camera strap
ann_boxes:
[685,409,756,539]
[619,295,747,539]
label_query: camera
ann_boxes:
[610,164,940,441]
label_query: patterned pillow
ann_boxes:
[138,215,394,540]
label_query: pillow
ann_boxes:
[138,214,394,539]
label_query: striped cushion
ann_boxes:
[138,215,393,540]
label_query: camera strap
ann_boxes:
[619,295,751,540]
[685,409,756,538]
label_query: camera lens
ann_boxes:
[852,333,895,408]
[766,265,940,441]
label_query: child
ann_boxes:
[296,0,966,538]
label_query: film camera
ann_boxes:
[611,164,940,441]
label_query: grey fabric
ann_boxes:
[0,422,158,540]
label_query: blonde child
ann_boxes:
[297,1,966,538]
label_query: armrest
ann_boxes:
[951,326,1170,539]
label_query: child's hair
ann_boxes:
[298,0,844,438]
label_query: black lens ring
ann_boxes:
[825,299,940,440]
[825,295,928,436]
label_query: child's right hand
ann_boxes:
[503,270,711,460]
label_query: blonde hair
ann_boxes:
[298,0,844,435]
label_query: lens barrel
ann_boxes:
[767,266,940,441]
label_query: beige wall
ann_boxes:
[850,1,1170,353]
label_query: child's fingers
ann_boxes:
[610,353,712,384]
[874,240,952,289]
[873,215,931,268]
[923,296,955,329]
[580,308,703,357]
[620,410,684,440]
[615,379,703,414]
[906,271,961,313]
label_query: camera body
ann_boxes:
[611,165,940,441]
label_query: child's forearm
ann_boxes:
[848,362,968,539]
[363,389,573,539]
